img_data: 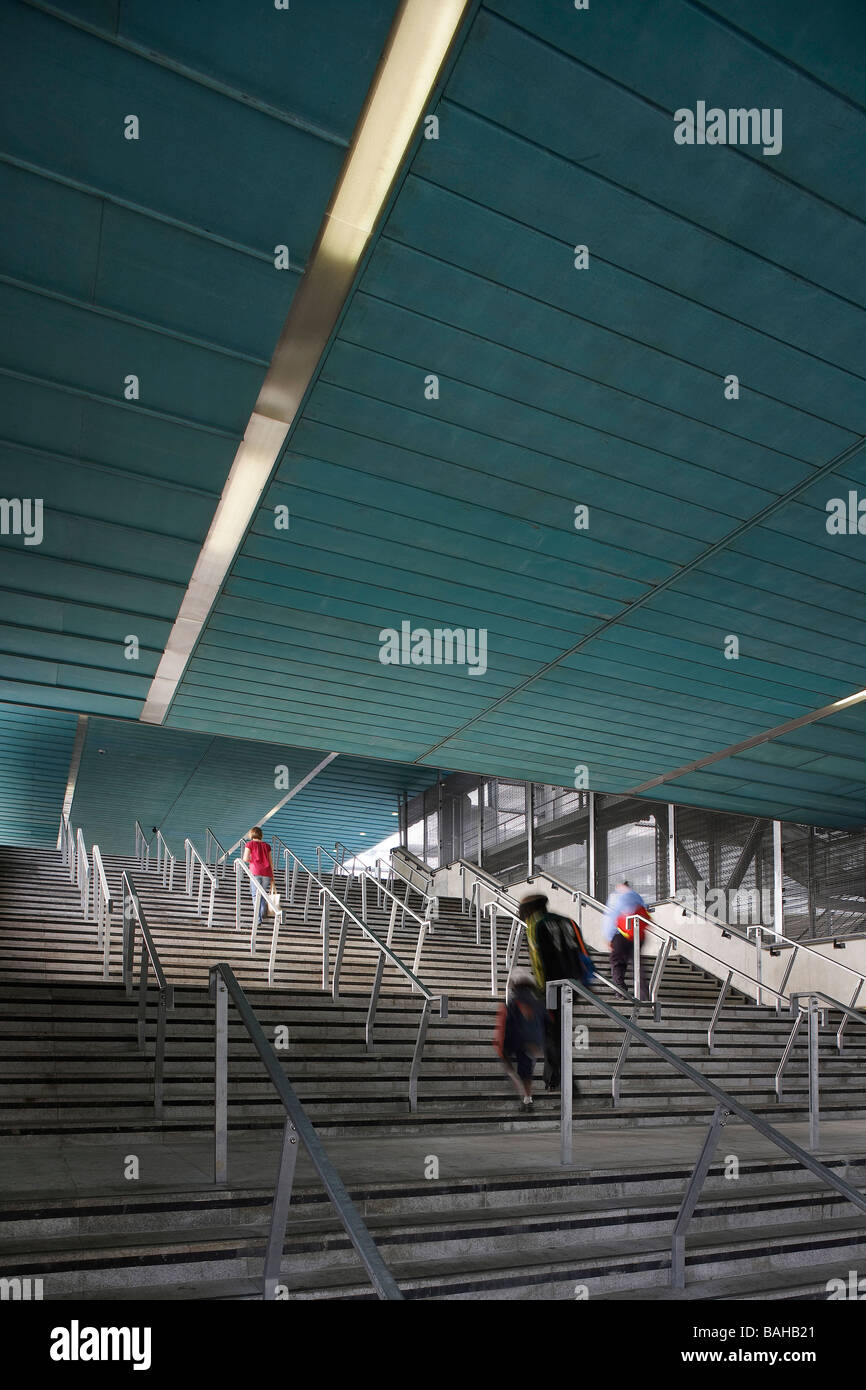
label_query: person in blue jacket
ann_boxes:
[603,880,652,1000]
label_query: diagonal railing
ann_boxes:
[279,845,447,1111]
[234,856,284,980]
[320,845,433,976]
[92,844,114,980]
[120,871,174,1118]
[209,963,402,1301]
[547,974,866,1289]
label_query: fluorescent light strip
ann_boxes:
[61,714,89,820]
[225,752,339,855]
[141,0,473,726]
[627,685,866,797]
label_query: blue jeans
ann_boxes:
[250,874,271,925]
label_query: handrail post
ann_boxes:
[808,995,820,1151]
[838,980,862,1052]
[409,998,433,1114]
[649,935,671,1023]
[268,908,283,989]
[322,895,330,992]
[137,948,148,1053]
[235,860,241,933]
[263,1117,299,1300]
[612,1004,638,1106]
[154,988,167,1118]
[332,903,349,1001]
[212,971,228,1185]
[708,971,732,1053]
[775,1007,805,1100]
[366,952,385,1048]
[632,915,640,1001]
[560,983,573,1165]
[489,904,498,997]
[122,884,135,996]
[413,921,428,981]
[671,1103,729,1288]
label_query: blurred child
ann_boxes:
[494,969,547,1112]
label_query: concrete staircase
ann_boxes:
[1,844,865,1299]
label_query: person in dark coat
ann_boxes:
[517,893,592,1091]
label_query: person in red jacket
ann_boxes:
[242,827,273,926]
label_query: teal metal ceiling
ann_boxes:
[0,0,398,714]
[68,715,437,859]
[167,0,866,827]
[2,0,865,831]
[0,701,78,846]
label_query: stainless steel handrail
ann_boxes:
[234,857,284,984]
[153,830,177,892]
[321,845,432,963]
[120,871,174,1117]
[134,820,151,871]
[75,826,90,919]
[92,844,113,980]
[208,963,402,1301]
[669,894,866,997]
[281,845,447,1111]
[547,974,866,1289]
[205,826,230,879]
[58,815,76,883]
[775,990,866,1147]
[184,838,217,929]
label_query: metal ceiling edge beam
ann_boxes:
[225,752,339,855]
[140,0,477,728]
[627,685,866,797]
[416,430,866,763]
[61,713,88,822]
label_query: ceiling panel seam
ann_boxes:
[1,275,270,368]
[0,366,238,439]
[439,96,866,316]
[20,0,350,148]
[0,154,303,270]
[373,210,866,389]
[477,10,866,230]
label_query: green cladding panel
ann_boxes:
[0,701,78,846]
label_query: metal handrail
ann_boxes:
[321,845,431,960]
[205,826,230,880]
[389,845,435,896]
[281,845,447,1111]
[775,990,866,1144]
[208,963,402,1301]
[92,845,113,980]
[154,830,177,892]
[669,893,866,995]
[57,815,74,879]
[184,838,217,930]
[134,820,151,871]
[234,857,284,984]
[547,974,866,1289]
[120,871,174,1117]
[75,826,90,919]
